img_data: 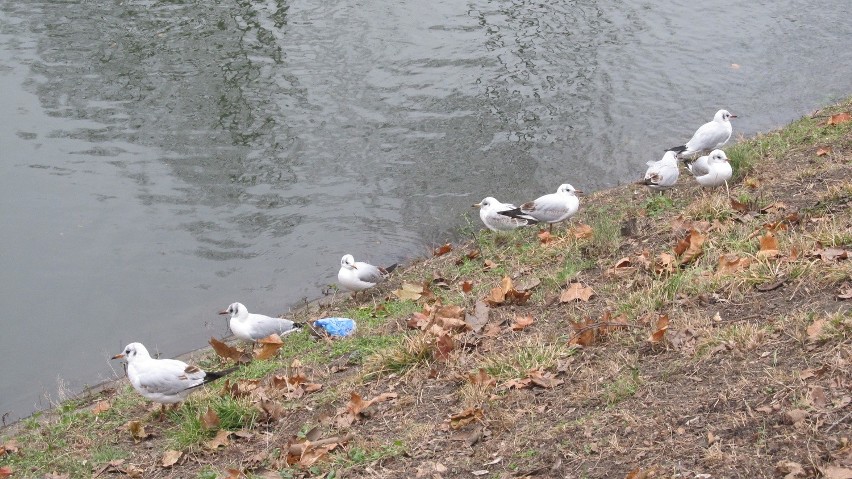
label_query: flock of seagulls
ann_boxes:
[112,108,737,409]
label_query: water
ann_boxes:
[0,0,850,422]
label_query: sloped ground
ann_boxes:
[2,101,852,479]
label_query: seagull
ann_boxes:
[111,342,236,412]
[218,302,301,342]
[637,151,680,193]
[498,184,582,233]
[338,254,397,300]
[667,109,737,158]
[472,197,538,231]
[685,149,733,194]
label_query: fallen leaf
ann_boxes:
[776,460,806,478]
[537,230,554,244]
[809,385,828,408]
[837,284,852,300]
[127,421,153,442]
[435,333,455,361]
[758,231,780,258]
[730,198,750,213]
[91,400,111,415]
[527,369,563,389]
[464,301,490,332]
[569,317,598,347]
[515,276,541,291]
[807,318,826,341]
[560,282,595,302]
[826,112,852,126]
[205,429,233,450]
[648,314,670,343]
[161,450,183,468]
[222,468,243,479]
[760,202,787,214]
[449,407,483,429]
[468,369,496,388]
[0,467,11,479]
[675,229,705,265]
[821,466,852,479]
[209,337,252,364]
[817,147,832,156]
[200,406,220,430]
[0,440,18,457]
[254,333,284,360]
[460,280,473,293]
[654,252,676,275]
[433,243,453,257]
[716,254,752,274]
[483,259,498,270]
[298,443,338,468]
[259,398,286,421]
[571,223,594,239]
[810,247,849,262]
[626,467,660,479]
[393,282,425,301]
[510,315,535,331]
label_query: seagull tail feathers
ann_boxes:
[497,207,526,219]
[666,144,688,154]
[383,263,399,275]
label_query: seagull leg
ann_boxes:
[724,180,730,198]
[548,223,553,234]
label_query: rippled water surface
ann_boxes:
[1,0,850,420]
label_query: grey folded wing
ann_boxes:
[137,365,203,395]
[356,262,387,284]
[251,316,297,338]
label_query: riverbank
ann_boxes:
[2,99,851,478]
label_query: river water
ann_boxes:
[1,0,850,421]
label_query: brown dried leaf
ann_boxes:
[393,282,424,301]
[730,198,750,213]
[716,254,752,275]
[0,440,18,457]
[826,112,852,125]
[821,466,852,479]
[91,400,111,415]
[464,301,490,333]
[571,223,594,239]
[537,230,553,244]
[760,202,787,214]
[757,231,780,258]
[811,247,849,262]
[468,369,496,388]
[259,398,286,421]
[569,317,597,347]
[205,429,233,450]
[209,337,252,364]
[0,467,11,479]
[161,450,183,468]
[435,333,455,361]
[510,315,535,331]
[298,443,338,468]
[527,369,563,389]
[807,318,826,341]
[675,229,705,265]
[200,406,220,430]
[816,146,832,156]
[648,314,670,343]
[485,285,505,305]
[433,243,453,257]
[127,420,153,442]
[254,334,285,360]
[483,259,498,270]
[560,282,595,302]
[449,407,483,430]
[654,253,676,275]
[460,280,473,293]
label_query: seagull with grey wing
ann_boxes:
[498,183,582,233]
[473,196,538,231]
[338,254,398,300]
[667,109,737,158]
[111,342,236,415]
[637,150,680,193]
[685,149,733,195]
[218,302,301,342]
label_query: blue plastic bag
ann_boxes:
[314,317,357,337]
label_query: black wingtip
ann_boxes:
[384,263,399,274]
[497,207,525,219]
[292,323,303,329]
[666,145,687,154]
[203,367,238,385]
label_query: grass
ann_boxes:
[3,97,852,478]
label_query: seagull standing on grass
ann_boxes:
[338,254,397,300]
[685,149,733,195]
[472,197,538,231]
[498,184,582,233]
[218,302,301,342]
[111,342,236,413]
[667,109,737,158]
[638,150,680,193]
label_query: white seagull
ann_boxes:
[218,302,301,342]
[498,184,582,233]
[685,149,733,192]
[667,109,737,158]
[472,197,538,231]
[112,342,235,411]
[638,151,680,192]
[338,254,397,299]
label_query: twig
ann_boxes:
[825,408,852,433]
[288,434,354,455]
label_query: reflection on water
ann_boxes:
[1,0,851,420]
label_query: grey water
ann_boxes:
[0,0,850,422]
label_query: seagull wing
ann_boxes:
[355,262,387,284]
[247,314,297,339]
[135,360,205,395]
[687,121,730,151]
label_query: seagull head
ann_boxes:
[715,109,737,122]
[473,197,497,209]
[557,184,583,196]
[341,254,357,270]
[218,302,247,319]
[709,149,729,163]
[112,342,150,362]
